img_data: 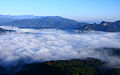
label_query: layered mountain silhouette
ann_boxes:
[0,15,120,32]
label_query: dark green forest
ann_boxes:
[16,58,120,75]
[0,58,119,75]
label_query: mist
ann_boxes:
[0,26,120,68]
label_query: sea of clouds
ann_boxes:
[0,26,120,67]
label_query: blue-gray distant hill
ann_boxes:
[0,15,41,24]
[0,16,87,30]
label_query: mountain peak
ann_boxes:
[100,21,109,26]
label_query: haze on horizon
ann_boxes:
[0,0,120,22]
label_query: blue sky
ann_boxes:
[0,0,120,21]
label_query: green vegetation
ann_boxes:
[16,58,104,75]
[105,69,120,75]
[1,58,120,75]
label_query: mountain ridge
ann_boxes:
[80,20,120,32]
[0,16,87,29]
[0,14,120,32]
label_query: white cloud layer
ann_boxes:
[0,26,120,67]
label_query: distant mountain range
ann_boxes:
[0,15,42,24]
[0,15,87,30]
[0,15,120,32]
[81,20,120,32]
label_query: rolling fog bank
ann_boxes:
[0,26,120,68]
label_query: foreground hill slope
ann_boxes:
[1,57,120,75]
